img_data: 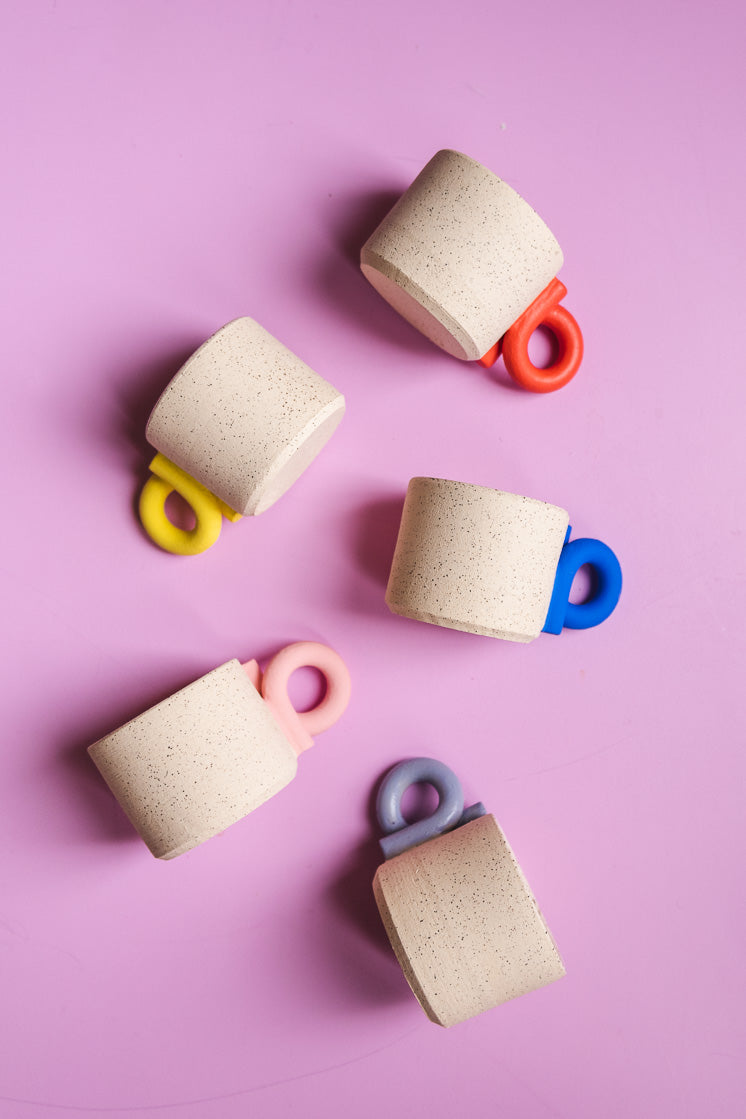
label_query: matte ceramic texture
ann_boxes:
[373,814,565,1027]
[6,4,744,1115]
[386,477,569,642]
[88,661,298,859]
[145,317,345,516]
[360,149,563,360]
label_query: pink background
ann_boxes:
[1,1,744,1116]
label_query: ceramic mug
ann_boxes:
[385,477,622,642]
[373,758,566,1027]
[88,641,351,859]
[361,149,582,392]
[139,317,345,554]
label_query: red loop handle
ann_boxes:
[502,278,583,392]
[478,278,583,392]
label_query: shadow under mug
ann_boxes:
[373,758,565,1027]
[385,478,622,643]
[360,149,582,392]
[87,641,351,859]
[138,317,345,555]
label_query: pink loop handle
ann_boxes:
[242,641,351,756]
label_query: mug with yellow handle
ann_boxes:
[361,149,583,392]
[139,317,345,555]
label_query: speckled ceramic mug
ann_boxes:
[385,478,622,642]
[361,149,583,391]
[88,642,351,859]
[139,317,345,554]
[373,759,565,1027]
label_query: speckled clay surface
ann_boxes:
[386,477,569,642]
[145,317,345,516]
[361,149,563,360]
[88,660,298,859]
[373,814,565,1027]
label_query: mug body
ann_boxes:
[88,660,298,859]
[373,814,565,1027]
[361,150,563,360]
[145,317,345,516]
[385,477,569,642]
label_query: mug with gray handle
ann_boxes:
[373,757,566,1027]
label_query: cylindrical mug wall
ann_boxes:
[146,317,345,516]
[361,150,563,361]
[385,477,569,642]
[373,814,565,1027]
[88,661,298,859]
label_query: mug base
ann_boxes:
[248,395,346,516]
[385,598,539,644]
[361,253,474,360]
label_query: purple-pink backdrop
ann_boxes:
[1,2,744,1116]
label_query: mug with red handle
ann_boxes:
[361,149,583,392]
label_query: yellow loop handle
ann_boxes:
[139,454,239,555]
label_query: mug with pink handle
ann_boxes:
[88,641,351,859]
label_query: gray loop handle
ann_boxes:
[376,757,485,859]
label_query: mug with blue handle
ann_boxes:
[372,758,566,1027]
[385,477,622,643]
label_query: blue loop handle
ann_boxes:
[376,758,486,859]
[543,529,623,635]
